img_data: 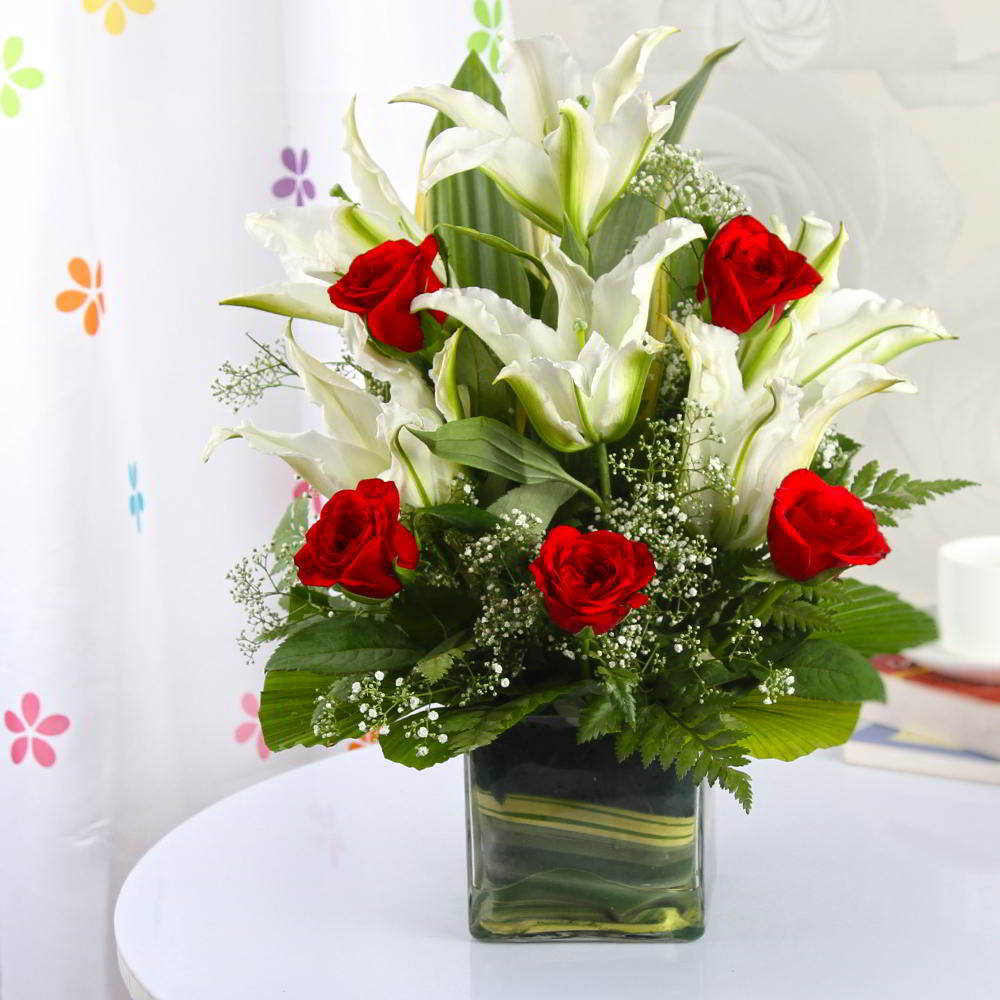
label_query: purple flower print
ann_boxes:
[272,147,316,207]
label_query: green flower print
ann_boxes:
[2,37,44,118]
[468,0,503,73]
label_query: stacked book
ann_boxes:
[846,654,1000,785]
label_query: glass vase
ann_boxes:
[465,714,709,941]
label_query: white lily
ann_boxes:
[203,327,454,507]
[393,27,678,239]
[221,98,430,326]
[414,217,704,451]
[672,215,953,549]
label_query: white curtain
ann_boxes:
[0,1,496,996]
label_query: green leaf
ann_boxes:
[414,503,499,533]
[436,222,543,271]
[467,29,489,53]
[423,52,531,308]
[577,694,626,742]
[451,327,516,421]
[660,41,741,145]
[590,194,660,278]
[487,481,577,530]
[474,0,491,26]
[409,417,601,505]
[813,580,937,656]
[265,619,422,675]
[769,599,838,634]
[415,632,470,683]
[258,670,328,750]
[780,639,886,702]
[388,584,480,645]
[3,37,23,72]
[726,694,860,761]
[851,460,880,497]
[380,682,583,768]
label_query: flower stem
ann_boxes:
[595,443,612,507]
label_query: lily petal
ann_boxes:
[581,333,665,442]
[495,357,590,451]
[500,35,582,142]
[220,282,343,325]
[546,99,610,239]
[344,97,422,242]
[391,84,511,135]
[539,239,594,359]
[797,290,953,384]
[591,26,679,124]
[202,423,385,497]
[593,216,705,346]
[421,127,562,232]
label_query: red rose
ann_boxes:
[529,526,656,635]
[294,479,419,598]
[698,215,822,334]
[328,235,445,352]
[767,469,889,582]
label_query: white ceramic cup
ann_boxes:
[937,536,1000,662]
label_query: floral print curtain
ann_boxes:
[0,1,489,996]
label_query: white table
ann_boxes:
[115,747,1000,1000]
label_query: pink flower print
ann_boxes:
[272,147,316,207]
[235,692,270,760]
[292,478,325,517]
[5,693,70,767]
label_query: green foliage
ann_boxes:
[487,481,578,531]
[413,503,498,534]
[435,223,543,272]
[813,579,937,655]
[849,462,975,527]
[387,584,480,646]
[409,417,601,504]
[259,669,328,750]
[577,694,626,742]
[614,703,752,812]
[424,52,530,308]
[449,328,516,421]
[264,619,422,675]
[726,694,860,762]
[380,682,583,769]
[660,41,741,145]
[779,639,886,702]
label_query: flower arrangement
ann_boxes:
[207,27,971,814]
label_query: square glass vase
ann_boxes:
[465,714,709,941]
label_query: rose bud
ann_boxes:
[294,479,418,598]
[529,526,656,635]
[329,235,446,352]
[767,469,889,582]
[698,215,822,334]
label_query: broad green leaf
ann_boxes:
[414,503,499,533]
[409,417,601,505]
[265,619,422,675]
[452,327,517,421]
[258,670,327,750]
[487,481,577,530]
[424,52,531,309]
[380,682,583,769]
[590,194,660,278]
[436,222,544,271]
[780,639,886,702]
[659,41,741,145]
[387,584,480,645]
[814,580,937,656]
[726,694,860,761]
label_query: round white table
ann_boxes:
[115,747,1000,1000]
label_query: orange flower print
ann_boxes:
[55,258,105,336]
[83,0,155,37]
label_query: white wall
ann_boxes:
[512,0,1000,605]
